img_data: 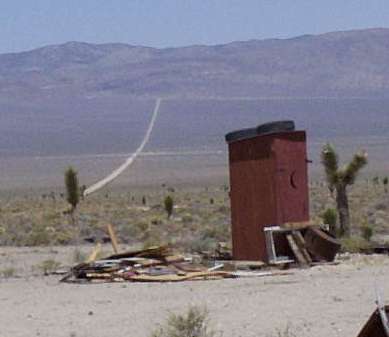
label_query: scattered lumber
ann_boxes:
[62,246,236,283]
[62,223,342,284]
[62,245,293,284]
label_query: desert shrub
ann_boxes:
[0,267,16,278]
[121,222,148,240]
[217,205,228,213]
[24,225,51,246]
[200,227,219,240]
[199,223,230,242]
[182,214,193,224]
[190,236,216,253]
[38,259,61,275]
[321,208,337,226]
[52,230,73,245]
[271,324,299,337]
[341,236,371,253]
[383,177,388,192]
[151,217,163,225]
[361,225,374,241]
[375,202,387,211]
[151,306,216,337]
[321,208,337,235]
[164,196,174,219]
[65,167,80,211]
[72,248,86,263]
[42,211,60,223]
[137,222,150,232]
[143,231,163,249]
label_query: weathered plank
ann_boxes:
[286,234,309,267]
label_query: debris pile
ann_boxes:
[61,246,236,283]
[264,223,341,267]
[61,223,341,284]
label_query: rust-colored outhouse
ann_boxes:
[225,121,309,261]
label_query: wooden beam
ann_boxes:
[85,242,101,263]
[107,224,119,254]
[286,234,309,267]
[291,231,312,264]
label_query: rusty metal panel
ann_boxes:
[304,227,341,262]
[357,306,389,337]
[227,130,309,261]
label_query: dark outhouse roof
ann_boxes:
[225,120,295,143]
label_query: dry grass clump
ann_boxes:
[272,325,298,337]
[37,259,61,275]
[340,236,372,253]
[0,267,17,278]
[151,306,218,337]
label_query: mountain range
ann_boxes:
[1,28,389,169]
[2,28,389,99]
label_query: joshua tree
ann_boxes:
[164,195,174,219]
[321,144,367,237]
[64,166,80,227]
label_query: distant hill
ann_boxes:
[2,28,389,99]
[1,28,389,162]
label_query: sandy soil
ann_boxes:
[1,247,389,337]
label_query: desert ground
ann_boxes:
[1,246,389,337]
[1,155,389,337]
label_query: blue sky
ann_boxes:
[2,0,389,53]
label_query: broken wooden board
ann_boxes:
[85,243,102,263]
[281,221,314,230]
[107,224,119,254]
[124,271,235,282]
[105,246,171,260]
[221,260,266,271]
[286,234,309,267]
[291,231,312,264]
[163,255,186,264]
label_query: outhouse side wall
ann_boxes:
[228,135,278,261]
